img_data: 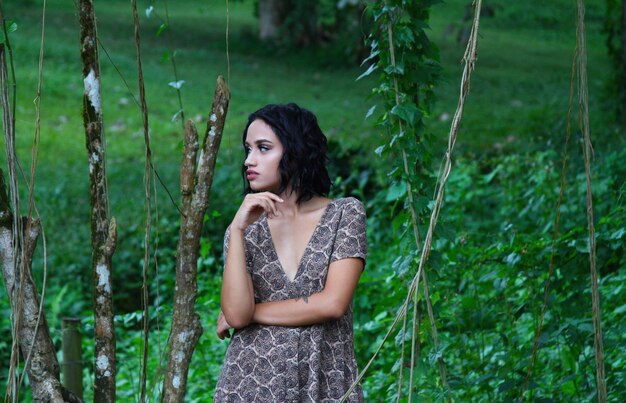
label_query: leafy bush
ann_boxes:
[354,145,626,401]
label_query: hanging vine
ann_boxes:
[361,0,445,396]
[130,0,155,400]
[576,1,607,400]
[348,0,482,400]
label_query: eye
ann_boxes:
[244,145,251,155]
[259,145,270,152]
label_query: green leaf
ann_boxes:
[156,23,169,37]
[504,252,521,266]
[160,51,172,64]
[610,228,625,240]
[615,304,626,315]
[360,46,379,66]
[0,21,18,45]
[383,62,404,75]
[170,109,184,122]
[168,80,185,90]
[430,291,440,305]
[357,63,377,81]
[386,181,407,202]
[482,165,502,184]
[390,103,422,126]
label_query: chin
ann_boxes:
[251,186,279,194]
[249,184,268,192]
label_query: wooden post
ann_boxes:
[62,317,83,399]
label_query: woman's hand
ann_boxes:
[232,192,283,231]
[216,311,233,340]
[221,193,279,330]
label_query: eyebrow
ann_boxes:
[245,139,274,146]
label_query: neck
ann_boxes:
[275,188,328,217]
[276,188,301,215]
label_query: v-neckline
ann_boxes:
[265,199,335,283]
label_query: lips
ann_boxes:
[246,170,259,180]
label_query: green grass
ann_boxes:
[1,0,379,302]
[428,0,618,156]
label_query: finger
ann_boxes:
[217,327,231,340]
[249,197,275,217]
[252,192,281,206]
[265,197,279,217]
[262,196,281,217]
[262,194,283,214]
[258,198,276,218]
[262,192,284,203]
[266,199,279,218]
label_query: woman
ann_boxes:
[214,103,367,402]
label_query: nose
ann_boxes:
[244,151,256,167]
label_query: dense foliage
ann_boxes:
[350,1,626,401]
[356,146,626,400]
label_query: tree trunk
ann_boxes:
[0,48,81,403]
[0,212,65,401]
[78,1,117,402]
[259,0,287,40]
[161,76,230,402]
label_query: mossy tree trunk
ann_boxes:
[79,1,117,402]
[0,47,81,403]
[161,76,230,402]
[0,175,82,402]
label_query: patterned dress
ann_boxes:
[214,197,367,402]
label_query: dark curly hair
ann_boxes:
[242,103,331,203]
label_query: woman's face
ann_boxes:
[244,119,284,193]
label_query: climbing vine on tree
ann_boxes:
[354,1,626,401]
[357,0,448,399]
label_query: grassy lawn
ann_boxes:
[2,0,379,305]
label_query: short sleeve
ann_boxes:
[330,198,368,266]
[223,225,253,274]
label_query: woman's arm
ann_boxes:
[252,257,363,326]
[220,227,255,329]
[221,192,283,329]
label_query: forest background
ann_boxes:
[0,0,625,401]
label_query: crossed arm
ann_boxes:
[218,226,363,339]
[219,192,364,339]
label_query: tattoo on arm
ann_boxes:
[296,295,309,304]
